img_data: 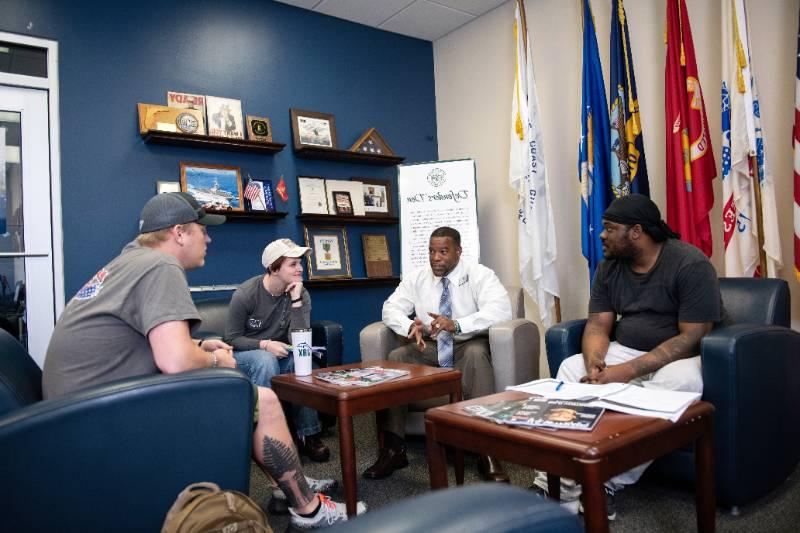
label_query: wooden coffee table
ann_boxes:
[271,361,462,516]
[425,391,715,533]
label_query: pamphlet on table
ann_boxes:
[315,366,410,387]
[464,397,604,431]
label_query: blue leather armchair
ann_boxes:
[193,296,344,367]
[327,483,583,533]
[0,329,256,532]
[545,278,800,508]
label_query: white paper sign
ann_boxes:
[397,159,479,275]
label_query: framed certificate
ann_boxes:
[298,176,329,214]
[362,234,392,277]
[303,226,352,279]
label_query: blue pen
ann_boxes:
[555,381,564,391]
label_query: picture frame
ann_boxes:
[205,96,245,139]
[246,115,273,142]
[303,225,351,279]
[297,176,330,214]
[167,91,207,135]
[362,233,393,277]
[354,178,394,217]
[325,179,365,216]
[180,162,244,212]
[290,108,337,149]
[331,191,353,215]
[243,178,275,212]
[156,180,181,194]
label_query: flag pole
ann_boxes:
[749,153,768,275]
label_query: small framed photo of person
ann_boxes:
[354,177,393,217]
[332,191,353,215]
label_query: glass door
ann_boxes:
[0,85,55,365]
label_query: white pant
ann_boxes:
[537,342,703,491]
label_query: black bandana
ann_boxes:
[603,194,680,241]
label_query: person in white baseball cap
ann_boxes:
[224,238,335,511]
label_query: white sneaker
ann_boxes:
[272,475,338,501]
[289,493,367,529]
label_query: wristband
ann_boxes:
[291,297,302,304]
[454,320,462,335]
[210,351,218,368]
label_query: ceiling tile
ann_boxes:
[315,0,416,27]
[428,0,507,17]
[380,1,474,41]
[274,0,324,9]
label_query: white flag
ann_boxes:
[721,0,782,278]
[509,0,559,327]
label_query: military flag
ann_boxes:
[721,0,782,278]
[509,0,560,327]
[609,0,649,198]
[665,0,716,257]
[579,0,612,281]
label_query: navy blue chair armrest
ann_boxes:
[700,324,800,505]
[0,369,255,533]
[313,320,343,367]
[327,483,583,533]
[545,319,587,377]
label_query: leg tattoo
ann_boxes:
[262,436,314,508]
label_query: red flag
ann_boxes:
[664,0,716,256]
[275,175,288,202]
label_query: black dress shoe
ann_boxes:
[297,433,330,462]
[477,455,510,483]
[362,446,409,479]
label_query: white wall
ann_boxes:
[434,0,800,376]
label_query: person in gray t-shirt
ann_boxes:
[226,238,329,463]
[43,193,364,528]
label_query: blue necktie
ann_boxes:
[437,277,454,367]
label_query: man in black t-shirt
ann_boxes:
[533,194,723,520]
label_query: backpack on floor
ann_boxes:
[162,481,272,533]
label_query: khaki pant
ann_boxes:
[379,337,494,439]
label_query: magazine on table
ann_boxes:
[463,397,605,431]
[315,366,410,387]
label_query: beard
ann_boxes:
[603,237,638,261]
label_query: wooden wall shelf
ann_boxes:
[206,210,289,221]
[304,276,400,289]
[297,214,398,225]
[142,130,286,154]
[294,145,404,166]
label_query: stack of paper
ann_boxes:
[507,378,700,423]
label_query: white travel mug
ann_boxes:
[290,328,313,376]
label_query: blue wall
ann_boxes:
[1,0,438,361]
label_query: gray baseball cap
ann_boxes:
[139,192,226,233]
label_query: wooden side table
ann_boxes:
[272,361,462,516]
[425,391,715,533]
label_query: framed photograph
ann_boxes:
[206,96,244,139]
[246,115,273,142]
[243,178,275,212]
[332,191,353,215]
[362,233,393,277]
[156,180,181,194]
[303,226,351,279]
[298,176,330,214]
[354,178,394,217]
[180,162,244,211]
[325,179,365,216]
[290,108,337,149]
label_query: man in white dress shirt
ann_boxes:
[362,226,512,482]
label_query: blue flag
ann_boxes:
[609,0,649,198]
[579,0,612,281]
